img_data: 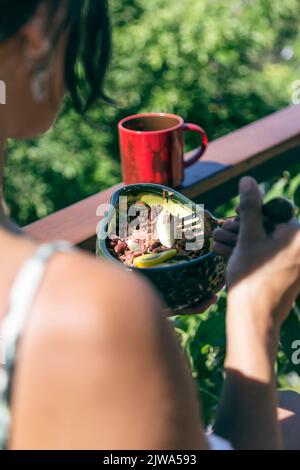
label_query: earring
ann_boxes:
[26,39,51,103]
[26,39,51,62]
[31,68,50,103]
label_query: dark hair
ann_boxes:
[0,0,111,113]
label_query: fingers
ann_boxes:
[213,241,235,259]
[213,227,238,259]
[214,228,237,246]
[239,177,265,242]
[220,219,240,234]
[213,220,239,259]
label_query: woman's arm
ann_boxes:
[214,289,282,449]
[213,177,300,449]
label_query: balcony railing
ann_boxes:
[24,105,300,251]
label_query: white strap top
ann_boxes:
[0,241,73,449]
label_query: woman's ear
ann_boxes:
[19,4,50,64]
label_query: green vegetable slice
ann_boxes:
[134,249,177,268]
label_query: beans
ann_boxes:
[132,250,144,258]
[150,241,161,251]
[108,239,118,248]
[114,241,128,255]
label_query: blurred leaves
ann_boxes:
[4,0,300,223]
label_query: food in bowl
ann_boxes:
[107,197,214,269]
[97,184,226,312]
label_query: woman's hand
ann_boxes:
[214,177,300,328]
[214,177,300,449]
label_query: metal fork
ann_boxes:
[157,197,296,249]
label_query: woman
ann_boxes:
[0,0,299,450]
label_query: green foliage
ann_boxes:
[174,292,227,424]
[3,0,300,423]
[4,0,300,224]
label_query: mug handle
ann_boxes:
[183,123,208,168]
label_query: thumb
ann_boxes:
[239,176,265,241]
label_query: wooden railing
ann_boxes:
[24,105,300,250]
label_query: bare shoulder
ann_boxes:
[35,248,163,330]
[20,249,165,372]
[10,249,170,449]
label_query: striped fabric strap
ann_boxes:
[0,241,73,449]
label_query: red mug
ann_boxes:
[118,113,208,187]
